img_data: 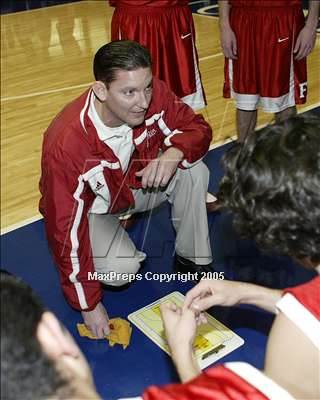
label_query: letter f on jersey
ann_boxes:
[299,82,308,99]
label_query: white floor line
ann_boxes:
[1,214,43,235]
[298,102,320,112]
[1,82,91,102]
[193,12,219,19]
[200,53,223,61]
[209,136,235,150]
[189,0,208,4]
[1,52,223,102]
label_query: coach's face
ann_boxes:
[94,68,153,128]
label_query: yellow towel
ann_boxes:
[77,318,132,349]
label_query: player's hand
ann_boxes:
[294,26,316,60]
[220,25,238,59]
[160,302,204,382]
[183,279,245,312]
[160,302,206,353]
[38,312,99,398]
[135,147,183,189]
[81,302,110,338]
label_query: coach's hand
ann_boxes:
[220,25,238,59]
[81,302,110,338]
[135,147,183,189]
[294,25,317,60]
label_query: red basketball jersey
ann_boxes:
[109,0,189,6]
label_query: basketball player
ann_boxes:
[143,115,320,399]
[219,0,319,141]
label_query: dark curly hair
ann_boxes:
[218,114,320,265]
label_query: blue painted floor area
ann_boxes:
[1,0,80,14]
[189,0,311,16]
[2,136,317,399]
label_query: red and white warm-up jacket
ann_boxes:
[142,276,320,400]
[39,77,212,311]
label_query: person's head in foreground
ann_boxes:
[0,272,100,400]
[157,115,320,400]
[219,113,320,267]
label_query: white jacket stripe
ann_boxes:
[69,176,89,309]
[225,362,295,400]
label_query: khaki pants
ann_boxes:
[88,161,212,286]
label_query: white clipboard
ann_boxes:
[128,291,244,369]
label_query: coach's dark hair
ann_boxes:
[1,273,67,400]
[218,114,320,265]
[93,40,152,86]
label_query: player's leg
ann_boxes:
[275,105,297,124]
[88,213,145,286]
[223,7,259,141]
[237,109,257,142]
